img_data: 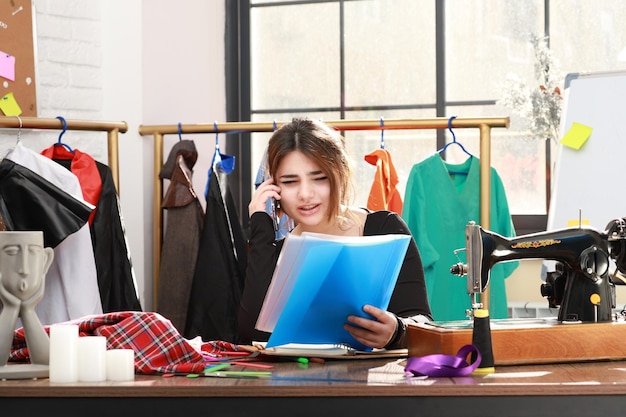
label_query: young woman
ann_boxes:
[238,117,432,349]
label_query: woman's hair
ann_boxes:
[267,117,354,222]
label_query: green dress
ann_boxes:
[402,154,519,321]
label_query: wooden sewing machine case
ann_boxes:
[407,318,626,365]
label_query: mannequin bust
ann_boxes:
[0,231,53,373]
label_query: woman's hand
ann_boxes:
[248,178,281,217]
[344,304,398,349]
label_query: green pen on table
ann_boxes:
[187,370,272,379]
[204,363,231,373]
[200,371,273,379]
[213,371,272,377]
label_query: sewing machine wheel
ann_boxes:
[605,218,626,275]
[579,246,609,280]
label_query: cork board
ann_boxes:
[0,0,37,117]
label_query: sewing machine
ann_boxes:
[450,219,626,323]
[406,218,626,365]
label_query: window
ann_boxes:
[226,0,626,233]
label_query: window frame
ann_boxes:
[225,0,550,234]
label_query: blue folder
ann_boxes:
[257,232,411,351]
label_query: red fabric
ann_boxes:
[9,311,247,375]
[364,148,403,213]
[41,144,102,225]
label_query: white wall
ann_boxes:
[22,0,226,311]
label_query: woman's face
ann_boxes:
[274,150,332,232]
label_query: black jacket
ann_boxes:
[184,170,247,342]
[90,162,142,313]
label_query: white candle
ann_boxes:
[49,324,79,383]
[77,336,107,382]
[105,349,135,381]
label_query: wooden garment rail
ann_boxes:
[139,116,510,309]
[0,116,128,191]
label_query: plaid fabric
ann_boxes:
[9,311,247,374]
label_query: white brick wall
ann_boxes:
[15,0,108,163]
[0,2,107,172]
[33,0,102,121]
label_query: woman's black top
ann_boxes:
[237,210,432,348]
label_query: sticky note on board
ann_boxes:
[0,92,22,116]
[560,122,593,150]
[0,52,15,81]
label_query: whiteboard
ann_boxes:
[547,70,626,232]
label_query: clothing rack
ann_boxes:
[0,116,128,191]
[140,116,509,308]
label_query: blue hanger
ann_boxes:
[438,116,471,157]
[205,121,235,196]
[210,121,235,174]
[380,117,385,149]
[177,122,183,141]
[54,116,74,152]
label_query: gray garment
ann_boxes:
[157,140,204,333]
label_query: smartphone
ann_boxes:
[269,197,280,232]
[256,149,293,239]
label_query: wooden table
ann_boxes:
[2,358,626,417]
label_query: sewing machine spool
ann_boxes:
[407,318,626,365]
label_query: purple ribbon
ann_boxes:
[404,344,482,377]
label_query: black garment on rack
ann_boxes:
[90,161,143,313]
[184,170,247,342]
[0,159,92,247]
